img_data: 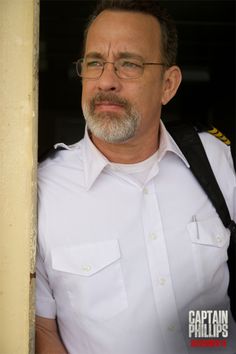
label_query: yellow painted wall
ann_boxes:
[0,1,39,353]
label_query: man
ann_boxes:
[36,1,236,353]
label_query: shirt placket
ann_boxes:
[142,180,188,353]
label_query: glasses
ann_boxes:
[74,58,166,80]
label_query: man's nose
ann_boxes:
[97,62,121,92]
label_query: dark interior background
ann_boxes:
[39,0,235,163]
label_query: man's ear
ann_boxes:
[161,65,182,105]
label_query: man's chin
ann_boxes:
[84,110,139,144]
[92,131,132,144]
[89,124,136,144]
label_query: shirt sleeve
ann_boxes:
[36,177,57,319]
[199,132,236,220]
[36,244,57,319]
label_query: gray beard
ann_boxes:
[82,93,141,144]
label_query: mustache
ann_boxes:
[90,93,130,108]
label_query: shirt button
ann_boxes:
[159,277,166,285]
[168,324,176,332]
[82,265,92,272]
[143,187,149,194]
[149,232,157,240]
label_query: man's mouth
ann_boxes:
[94,101,125,112]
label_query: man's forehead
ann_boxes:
[85,10,161,56]
[86,9,161,37]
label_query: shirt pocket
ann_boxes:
[187,215,230,290]
[51,239,128,321]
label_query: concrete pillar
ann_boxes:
[0,1,39,353]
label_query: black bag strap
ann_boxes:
[166,121,236,236]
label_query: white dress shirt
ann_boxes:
[36,121,236,354]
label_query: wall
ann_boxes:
[0,1,39,353]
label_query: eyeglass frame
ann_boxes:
[74,57,168,80]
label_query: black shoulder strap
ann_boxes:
[165,120,236,235]
[165,120,236,320]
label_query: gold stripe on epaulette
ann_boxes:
[207,127,231,146]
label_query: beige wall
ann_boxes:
[0,1,39,353]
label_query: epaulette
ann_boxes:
[207,127,231,146]
[193,122,231,146]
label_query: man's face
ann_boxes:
[81,10,173,144]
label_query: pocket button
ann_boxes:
[216,236,223,245]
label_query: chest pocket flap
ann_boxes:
[51,239,121,276]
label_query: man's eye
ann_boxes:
[121,61,142,69]
[86,61,103,68]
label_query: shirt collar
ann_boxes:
[82,128,110,190]
[82,120,190,190]
[158,121,190,167]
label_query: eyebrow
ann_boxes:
[85,51,144,62]
[118,52,144,61]
[85,52,104,60]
